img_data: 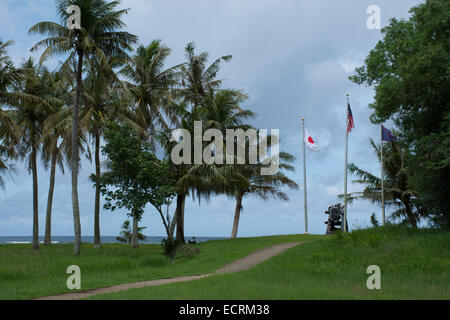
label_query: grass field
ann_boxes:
[0,234,317,300]
[1,226,449,300]
[86,226,450,300]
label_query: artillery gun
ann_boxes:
[324,204,347,235]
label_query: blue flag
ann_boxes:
[382,125,397,142]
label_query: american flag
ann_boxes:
[347,103,355,133]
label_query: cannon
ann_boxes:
[324,204,347,235]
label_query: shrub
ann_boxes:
[161,238,182,258]
[173,245,200,262]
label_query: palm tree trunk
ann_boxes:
[231,193,243,239]
[44,148,57,246]
[175,193,186,243]
[169,210,177,239]
[31,145,39,250]
[93,129,101,248]
[72,49,83,255]
[132,215,139,248]
[403,200,417,228]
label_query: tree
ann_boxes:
[29,0,138,254]
[120,40,181,143]
[343,139,423,228]
[0,147,16,189]
[350,0,450,228]
[370,213,380,227]
[116,220,147,245]
[180,42,232,110]
[41,71,67,246]
[10,59,54,250]
[158,43,233,243]
[229,151,299,239]
[95,122,176,248]
[0,40,23,180]
[80,57,132,248]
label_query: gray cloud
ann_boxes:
[0,0,423,237]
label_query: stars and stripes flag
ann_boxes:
[347,103,355,133]
[343,98,355,233]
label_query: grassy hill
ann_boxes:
[0,234,316,300]
[1,226,448,300]
[87,226,450,300]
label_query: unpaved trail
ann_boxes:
[34,241,303,300]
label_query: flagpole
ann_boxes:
[343,95,349,233]
[302,118,309,234]
[381,125,386,226]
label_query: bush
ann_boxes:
[161,238,200,261]
[161,238,182,258]
[173,245,200,262]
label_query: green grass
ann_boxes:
[0,234,317,300]
[86,226,450,300]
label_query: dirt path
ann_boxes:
[34,241,303,300]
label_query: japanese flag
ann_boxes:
[305,130,320,152]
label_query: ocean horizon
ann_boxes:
[0,236,227,245]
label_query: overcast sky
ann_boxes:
[0,0,423,238]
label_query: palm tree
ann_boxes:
[80,57,133,248]
[180,42,232,110]
[10,59,54,250]
[42,136,66,246]
[230,150,299,239]
[116,220,147,245]
[157,89,256,243]
[0,147,16,189]
[41,71,68,246]
[158,44,233,243]
[204,89,255,133]
[120,40,181,145]
[344,139,421,228]
[157,103,202,243]
[0,40,22,176]
[29,0,138,255]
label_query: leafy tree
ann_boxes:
[95,122,176,248]
[116,220,147,245]
[29,0,138,254]
[350,0,450,228]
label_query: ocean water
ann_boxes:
[0,236,227,245]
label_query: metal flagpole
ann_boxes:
[381,125,386,226]
[343,95,350,233]
[302,118,309,234]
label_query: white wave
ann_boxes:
[6,241,31,244]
